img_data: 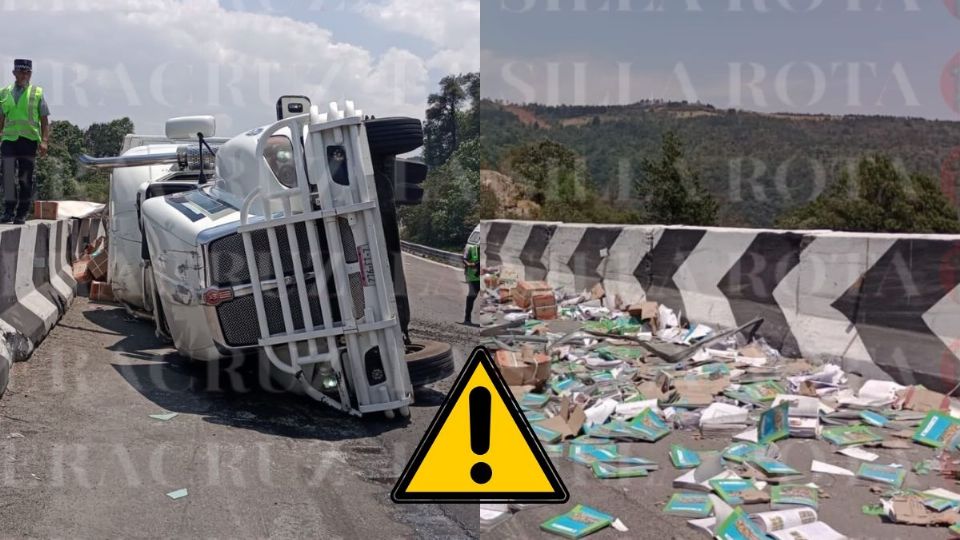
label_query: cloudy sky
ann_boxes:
[482,1,959,120]
[2,0,479,135]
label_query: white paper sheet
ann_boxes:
[838,447,879,462]
[811,460,855,476]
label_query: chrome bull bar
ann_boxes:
[237,103,412,416]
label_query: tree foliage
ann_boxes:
[34,117,133,202]
[777,155,960,233]
[501,139,634,223]
[635,132,718,226]
[423,74,476,169]
[400,73,480,249]
[480,99,960,229]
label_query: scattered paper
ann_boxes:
[838,447,879,462]
[811,460,854,477]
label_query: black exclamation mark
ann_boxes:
[469,387,492,484]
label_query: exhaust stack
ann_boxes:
[78,144,219,171]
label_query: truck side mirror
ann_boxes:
[276,95,311,120]
[166,116,216,140]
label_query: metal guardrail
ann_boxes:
[400,240,461,267]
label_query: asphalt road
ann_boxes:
[2,253,958,539]
[0,253,479,539]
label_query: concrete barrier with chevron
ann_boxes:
[0,215,104,395]
[481,220,960,392]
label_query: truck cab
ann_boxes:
[89,98,452,417]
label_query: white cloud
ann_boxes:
[358,0,480,75]
[0,0,451,135]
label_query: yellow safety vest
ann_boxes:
[0,84,43,142]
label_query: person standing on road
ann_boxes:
[0,59,50,225]
[462,242,481,325]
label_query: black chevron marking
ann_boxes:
[519,224,556,281]
[566,227,622,292]
[636,228,707,319]
[483,222,512,268]
[717,232,804,357]
[833,238,960,392]
[0,228,45,345]
[32,223,67,315]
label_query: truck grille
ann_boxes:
[208,218,357,286]
[215,275,367,347]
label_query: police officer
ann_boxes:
[462,241,481,325]
[0,59,49,225]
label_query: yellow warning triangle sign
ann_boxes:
[392,346,568,503]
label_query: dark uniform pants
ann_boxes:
[1,137,39,217]
[465,280,481,322]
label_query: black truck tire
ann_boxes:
[365,117,424,157]
[406,339,454,387]
[0,355,8,398]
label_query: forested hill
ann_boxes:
[479,99,960,227]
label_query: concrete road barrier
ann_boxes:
[481,220,960,392]
[0,215,102,396]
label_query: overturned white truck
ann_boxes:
[80,96,453,417]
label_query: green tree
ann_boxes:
[400,73,481,249]
[402,139,479,249]
[503,139,633,223]
[778,155,960,233]
[423,74,475,168]
[84,117,134,157]
[33,117,133,204]
[634,132,718,226]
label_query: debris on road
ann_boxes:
[540,504,615,538]
[478,272,960,537]
[149,412,179,421]
[165,488,188,500]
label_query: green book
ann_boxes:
[758,402,790,444]
[750,458,799,477]
[714,507,769,540]
[533,422,563,444]
[520,392,551,409]
[524,410,548,423]
[592,461,650,479]
[913,410,960,448]
[771,484,818,509]
[626,408,670,442]
[859,410,889,428]
[543,443,564,457]
[567,444,619,466]
[721,442,762,463]
[540,504,614,539]
[663,492,713,517]
[821,425,882,447]
[742,380,786,402]
[709,478,757,505]
[856,463,905,488]
[669,444,701,469]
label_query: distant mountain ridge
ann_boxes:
[479,99,960,226]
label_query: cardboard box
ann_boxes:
[513,280,552,309]
[33,201,59,220]
[87,237,108,281]
[497,287,512,304]
[72,255,93,283]
[494,349,550,388]
[532,292,557,320]
[89,281,115,303]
